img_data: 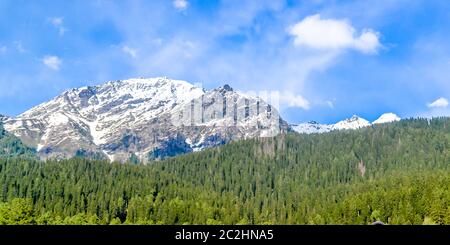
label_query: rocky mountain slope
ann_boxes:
[2,77,288,162]
[0,114,9,123]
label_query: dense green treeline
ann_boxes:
[0,118,449,224]
[1,167,449,225]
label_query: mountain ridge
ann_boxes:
[0,76,407,160]
[3,77,288,162]
[292,113,401,134]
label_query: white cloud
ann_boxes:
[122,46,138,58]
[288,14,381,54]
[42,56,62,70]
[14,41,26,53]
[280,91,310,110]
[325,100,334,109]
[50,17,63,26]
[173,0,188,11]
[428,97,449,108]
[49,17,67,35]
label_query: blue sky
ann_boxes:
[0,0,449,124]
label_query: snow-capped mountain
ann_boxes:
[3,77,288,162]
[291,121,332,134]
[292,113,401,134]
[332,115,371,130]
[373,113,401,124]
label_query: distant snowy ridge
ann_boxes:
[293,113,401,134]
[292,121,332,134]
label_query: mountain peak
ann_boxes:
[348,115,362,121]
[214,84,234,94]
[119,77,189,87]
[3,77,286,162]
[222,84,233,91]
[373,113,401,124]
[333,115,370,130]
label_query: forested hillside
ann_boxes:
[0,123,36,158]
[0,118,449,225]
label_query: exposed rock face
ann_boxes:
[0,114,9,123]
[3,77,288,162]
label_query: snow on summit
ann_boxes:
[3,77,288,162]
[373,113,401,124]
[293,113,402,134]
[332,115,371,130]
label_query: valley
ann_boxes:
[0,117,449,224]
